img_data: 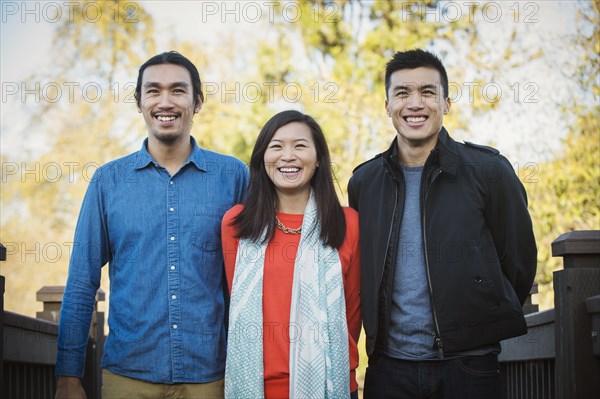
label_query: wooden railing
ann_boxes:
[1,231,599,398]
[0,244,105,399]
[3,309,58,398]
[499,230,600,399]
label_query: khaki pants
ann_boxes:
[102,369,224,399]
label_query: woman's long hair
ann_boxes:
[232,110,346,249]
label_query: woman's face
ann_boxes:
[263,122,318,198]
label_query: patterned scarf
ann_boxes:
[225,192,349,398]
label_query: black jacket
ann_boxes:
[348,128,537,357]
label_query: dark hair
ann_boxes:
[232,110,346,249]
[385,49,449,100]
[135,51,204,107]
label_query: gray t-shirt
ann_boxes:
[386,165,439,360]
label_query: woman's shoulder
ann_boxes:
[223,204,245,223]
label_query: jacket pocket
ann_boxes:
[473,240,503,306]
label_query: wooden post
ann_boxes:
[1,275,5,397]
[552,230,600,399]
[1,243,6,393]
[523,282,539,315]
[36,286,65,323]
[36,286,105,399]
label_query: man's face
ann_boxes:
[385,67,450,150]
[137,63,201,143]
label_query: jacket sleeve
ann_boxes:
[342,209,361,374]
[221,207,241,294]
[347,176,359,211]
[484,156,537,305]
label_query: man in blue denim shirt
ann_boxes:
[55,52,248,398]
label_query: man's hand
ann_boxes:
[55,376,87,399]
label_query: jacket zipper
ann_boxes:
[381,189,399,288]
[380,163,400,292]
[376,164,400,352]
[423,168,444,359]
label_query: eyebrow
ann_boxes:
[392,83,439,92]
[143,81,190,89]
[270,138,310,143]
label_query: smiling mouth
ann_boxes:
[154,114,179,122]
[279,167,301,173]
[404,116,427,123]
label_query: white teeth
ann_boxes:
[280,167,300,173]
[406,116,426,123]
[157,116,176,122]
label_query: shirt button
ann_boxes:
[170,265,176,270]
[170,207,175,212]
[169,181,174,185]
[171,295,176,300]
[172,324,178,329]
[170,236,175,241]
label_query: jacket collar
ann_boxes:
[134,136,208,172]
[383,127,459,178]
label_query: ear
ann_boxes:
[443,98,451,115]
[385,99,391,117]
[194,99,203,114]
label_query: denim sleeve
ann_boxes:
[55,169,110,377]
[236,162,250,203]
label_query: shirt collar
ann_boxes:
[134,136,208,172]
[383,126,459,178]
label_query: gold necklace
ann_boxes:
[275,216,302,234]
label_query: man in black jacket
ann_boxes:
[348,49,537,398]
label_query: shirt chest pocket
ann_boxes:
[192,204,230,252]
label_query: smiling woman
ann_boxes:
[221,110,361,399]
[263,121,318,204]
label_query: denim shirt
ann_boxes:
[56,137,248,383]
